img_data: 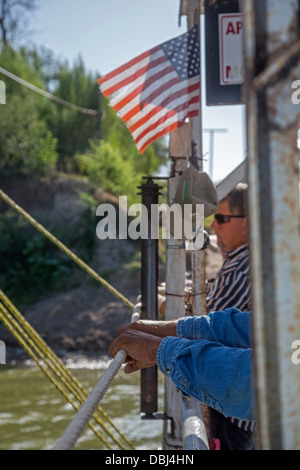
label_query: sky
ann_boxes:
[24,0,246,183]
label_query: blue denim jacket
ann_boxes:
[156,308,254,422]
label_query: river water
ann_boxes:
[0,359,164,451]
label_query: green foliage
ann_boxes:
[0,41,169,303]
[0,211,73,304]
[76,97,168,204]
[0,43,168,186]
[46,56,101,170]
[72,192,99,261]
[76,140,141,205]
[0,103,58,174]
[100,98,168,176]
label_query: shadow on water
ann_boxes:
[0,359,164,450]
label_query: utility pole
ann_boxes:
[203,128,228,179]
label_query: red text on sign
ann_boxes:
[226,21,243,35]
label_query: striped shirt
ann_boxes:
[206,243,255,432]
[207,244,251,314]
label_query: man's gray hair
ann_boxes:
[221,183,248,216]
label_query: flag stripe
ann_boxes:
[133,96,200,145]
[112,65,176,113]
[137,103,199,152]
[102,53,168,97]
[120,74,180,121]
[99,48,164,96]
[123,74,199,126]
[134,109,177,144]
[139,122,179,153]
[139,108,199,154]
[130,88,200,140]
[98,46,160,86]
[136,102,200,152]
[134,93,200,138]
[107,57,173,112]
[128,78,200,133]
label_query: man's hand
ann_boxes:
[117,319,178,338]
[108,329,162,374]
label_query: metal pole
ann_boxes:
[163,127,189,449]
[203,128,228,180]
[187,0,207,319]
[139,177,160,417]
[243,0,300,449]
[181,396,209,450]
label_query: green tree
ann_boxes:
[0,45,58,175]
[46,56,100,171]
[76,140,139,205]
[0,43,168,196]
[76,96,168,205]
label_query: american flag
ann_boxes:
[98,26,200,153]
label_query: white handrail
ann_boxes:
[181,396,209,450]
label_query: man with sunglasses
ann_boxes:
[206,183,254,450]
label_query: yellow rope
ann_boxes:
[0,291,135,450]
[0,189,134,310]
[0,189,136,449]
[0,302,112,449]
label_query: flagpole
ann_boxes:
[187,1,207,319]
[188,0,202,172]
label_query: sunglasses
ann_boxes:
[214,214,246,225]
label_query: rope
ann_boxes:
[0,66,99,116]
[53,349,127,450]
[0,189,134,310]
[0,192,136,449]
[0,290,135,450]
[53,310,141,450]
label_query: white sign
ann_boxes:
[219,13,244,86]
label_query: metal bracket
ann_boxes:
[141,412,171,421]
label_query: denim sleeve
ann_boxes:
[157,335,254,422]
[176,308,251,349]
